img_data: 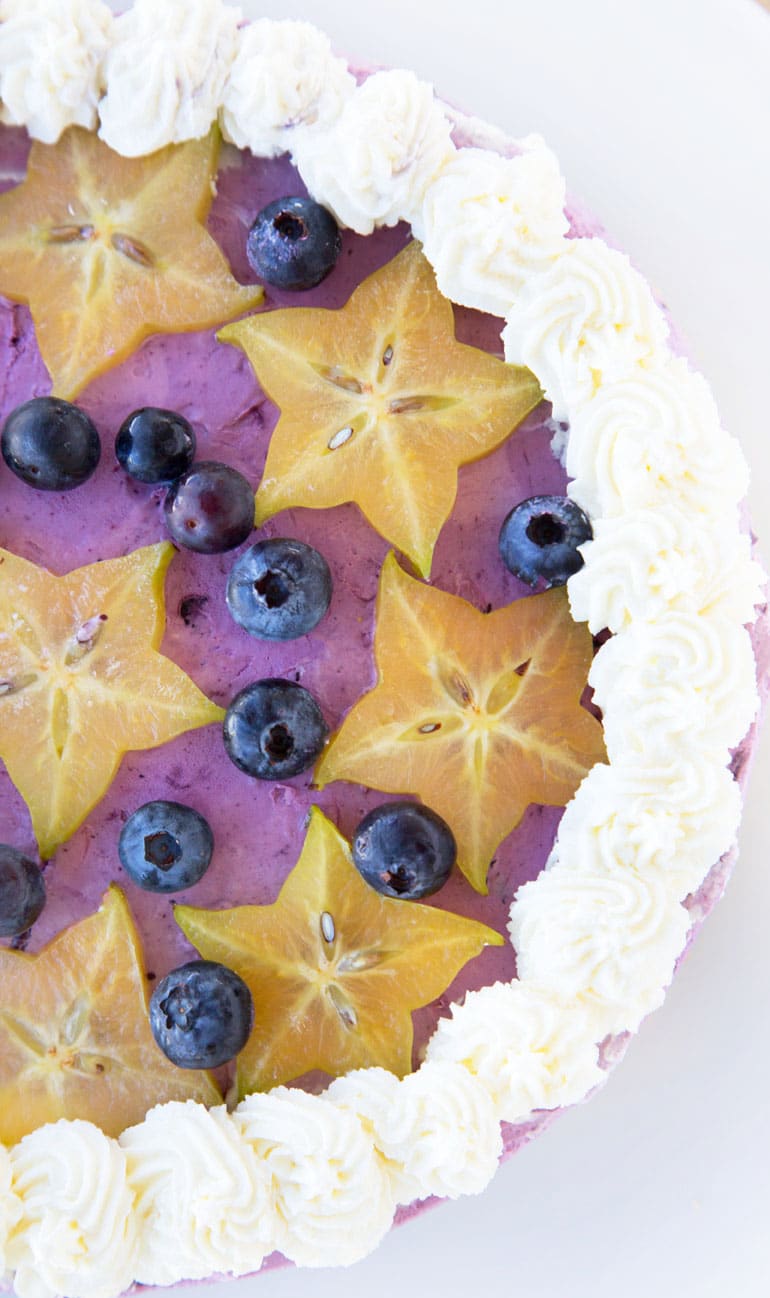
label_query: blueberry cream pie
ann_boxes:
[0,2,767,1295]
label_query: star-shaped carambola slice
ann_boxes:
[0,886,220,1146]
[0,542,224,858]
[218,241,542,577]
[175,807,503,1094]
[316,552,607,894]
[0,126,262,398]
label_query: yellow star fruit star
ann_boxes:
[316,552,607,894]
[0,126,262,398]
[0,542,225,858]
[0,886,220,1146]
[218,241,543,578]
[175,806,503,1094]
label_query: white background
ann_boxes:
[182,1,770,1296]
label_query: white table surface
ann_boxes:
[181,1,770,1295]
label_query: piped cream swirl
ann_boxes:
[569,506,764,634]
[589,613,758,761]
[565,357,750,520]
[119,1101,274,1285]
[509,867,691,1033]
[292,68,455,235]
[328,1061,502,1203]
[502,238,670,420]
[232,1088,395,1267]
[98,0,239,156]
[0,0,112,142]
[552,757,744,903]
[425,981,609,1123]
[413,137,568,316]
[220,19,354,157]
[6,1121,136,1298]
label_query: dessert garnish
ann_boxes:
[219,240,543,577]
[175,806,503,1092]
[0,885,220,1146]
[226,537,333,641]
[0,845,46,938]
[1,396,101,491]
[0,126,263,398]
[115,406,197,484]
[0,541,225,858]
[351,801,457,899]
[118,801,214,894]
[223,679,328,781]
[499,494,593,588]
[316,551,606,894]
[246,195,342,289]
[163,460,255,553]
[149,960,254,1070]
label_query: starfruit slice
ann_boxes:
[0,886,220,1145]
[176,807,503,1094]
[219,241,542,577]
[316,552,606,893]
[0,542,224,858]
[0,126,262,397]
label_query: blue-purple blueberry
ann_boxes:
[246,196,341,290]
[149,960,253,1068]
[1,396,100,491]
[118,801,213,893]
[498,494,592,588]
[226,538,332,640]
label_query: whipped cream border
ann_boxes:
[0,2,764,1294]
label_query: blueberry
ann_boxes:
[1,396,100,491]
[498,494,593,588]
[149,960,253,1069]
[118,801,213,893]
[352,802,456,900]
[115,407,196,484]
[223,679,327,780]
[246,196,342,290]
[0,845,46,937]
[164,461,254,553]
[226,538,332,641]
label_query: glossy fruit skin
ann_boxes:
[164,460,254,553]
[1,396,100,491]
[0,845,46,937]
[149,960,254,1069]
[115,407,196,484]
[226,537,333,641]
[118,800,214,894]
[351,801,457,900]
[499,494,593,588]
[246,195,342,290]
[223,679,328,780]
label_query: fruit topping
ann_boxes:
[115,406,196,484]
[0,542,225,859]
[0,885,220,1146]
[164,460,254,554]
[223,679,328,781]
[218,241,543,577]
[246,195,342,290]
[499,494,593,588]
[149,960,254,1069]
[175,807,503,1093]
[226,537,333,640]
[0,846,46,939]
[316,551,606,894]
[351,801,456,900]
[0,127,263,399]
[118,801,214,894]
[1,396,100,491]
